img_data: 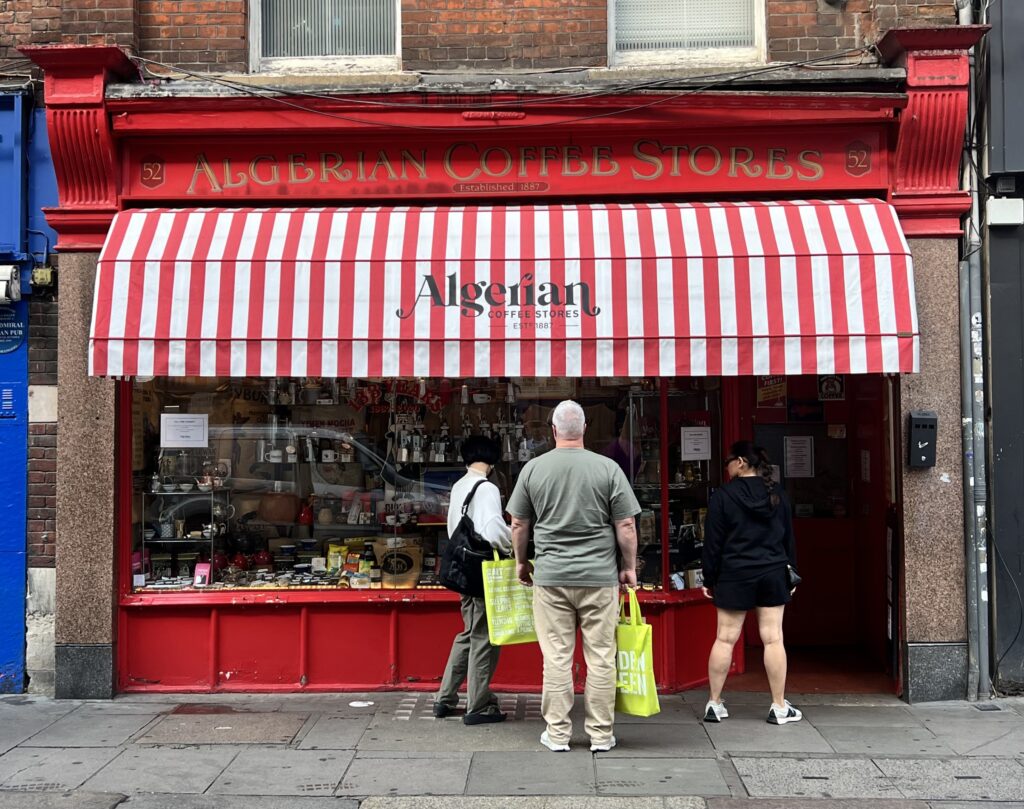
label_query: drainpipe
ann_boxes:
[957,0,991,701]
[960,257,979,701]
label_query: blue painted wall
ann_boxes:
[0,93,57,693]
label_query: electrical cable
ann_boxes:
[126,46,875,132]
[129,47,875,112]
[993,538,1024,675]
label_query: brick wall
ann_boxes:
[28,298,58,569]
[768,0,956,63]
[28,299,57,387]
[27,423,56,568]
[3,0,962,74]
[401,0,606,72]
[60,0,137,52]
[875,0,956,32]
[0,0,61,58]
[137,1,247,73]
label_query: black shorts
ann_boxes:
[712,566,791,611]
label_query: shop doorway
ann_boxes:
[731,375,899,694]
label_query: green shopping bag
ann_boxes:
[482,551,538,646]
[615,588,660,717]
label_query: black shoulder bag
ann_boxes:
[438,480,492,598]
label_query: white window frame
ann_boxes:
[249,0,401,74]
[608,0,765,67]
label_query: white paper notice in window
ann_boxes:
[160,413,209,448]
[784,436,814,479]
[680,426,712,460]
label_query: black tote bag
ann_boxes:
[438,480,493,598]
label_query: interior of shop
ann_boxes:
[735,374,899,693]
[130,375,721,594]
[128,372,898,692]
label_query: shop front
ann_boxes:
[95,200,915,691]
[25,29,980,699]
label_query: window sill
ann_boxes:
[609,47,764,70]
[256,55,400,76]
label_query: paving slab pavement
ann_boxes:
[703,719,834,754]
[17,711,158,748]
[298,715,374,750]
[466,751,598,795]
[119,798,358,809]
[594,758,731,796]
[930,803,1024,809]
[0,692,1022,806]
[873,757,1024,801]
[590,723,716,757]
[731,756,903,799]
[813,725,956,756]
[136,711,307,745]
[207,748,355,796]
[706,801,927,809]
[0,747,123,792]
[0,791,126,809]
[81,744,243,794]
[337,752,472,796]
[358,798,703,809]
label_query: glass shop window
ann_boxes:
[129,376,721,594]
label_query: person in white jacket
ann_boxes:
[434,435,513,725]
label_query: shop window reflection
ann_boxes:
[129,376,722,596]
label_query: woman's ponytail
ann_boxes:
[756,446,780,506]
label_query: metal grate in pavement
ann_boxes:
[391,693,542,721]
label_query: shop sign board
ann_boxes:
[123,127,887,201]
[818,375,846,401]
[756,376,787,408]
[0,306,25,355]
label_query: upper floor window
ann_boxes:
[253,0,398,71]
[612,0,763,65]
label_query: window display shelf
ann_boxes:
[633,482,708,491]
[121,583,705,607]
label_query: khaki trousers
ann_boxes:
[533,584,619,746]
[436,594,501,714]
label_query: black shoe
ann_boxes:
[433,702,456,718]
[463,707,507,725]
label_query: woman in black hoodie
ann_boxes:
[701,441,802,726]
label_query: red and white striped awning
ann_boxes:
[89,200,918,378]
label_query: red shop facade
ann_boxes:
[26,28,984,700]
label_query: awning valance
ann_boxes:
[89,199,918,378]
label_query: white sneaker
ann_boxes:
[590,735,616,752]
[703,700,729,722]
[767,700,803,725]
[540,730,570,752]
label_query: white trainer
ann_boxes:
[767,700,803,725]
[703,700,729,722]
[590,735,616,752]
[540,730,570,752]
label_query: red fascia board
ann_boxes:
[107,92,906,137]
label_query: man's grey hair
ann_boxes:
[551,400,586,439]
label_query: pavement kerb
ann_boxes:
[357,799,705,809]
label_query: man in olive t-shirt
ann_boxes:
[507,400,640,753]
